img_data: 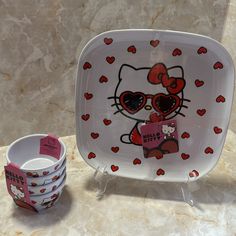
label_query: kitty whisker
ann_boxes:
[111,103,121,107]
[107,96,119,99]
[182,105,188,109]
[181,98,191,102]
[114,109,124,115]
[175,111,185,117]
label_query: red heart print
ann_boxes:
[54,165,59,170]
[83,62,92,70]
[29,191,34,194]
[197,47,207,54]
[104,37,113,45]
[172,48,182,56]
[111,146,119,153]
[84,92,93,100]
[88,152,96,159]
[81,114,90,121]
[106,56,115,64]
[40,188,46,193]
[31,200,37,204]
[26,172,33,177]
[156,168,165,176]
[32,173,39,178]
[181,153,190,160]
[181,132,190,139]
[103,119,112,126]
[213,61,223,70]
[189,170,199,177]
[214,126,222,134]
[205,147,214,154]
[91,132,99,139]
[52,175,59,181]
[43,171,49,176]
[133,158,141,165]
[99,75,108,83]
[197,109,206,116]
[216,95,225,103]
[127,45,136,54]
[111,165,119,172]
[195,79,204,87]
[52,185,57,191]
[150,40,159,47]
[31,182,37,186]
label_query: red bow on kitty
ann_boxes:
[147,63,185,94]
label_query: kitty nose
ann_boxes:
[145,105,152,110]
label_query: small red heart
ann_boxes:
[52,185,57,191]
[156,168,165,176]
[189,170,199,177]
[197,47,207,54]
[88,152,96,159]
[81,114,90,121]
[54,165,59,170]
[195,79,204,87]
[111,165,119,172]
[213,61,223,70]
[197,109,206,116]
[91,132,99,139]
[52,175,59,181]
[40,188,46,193]
[181,153,190,160]
[172,48,182,56]
[83,62,92,70]
[99,75,108,83]
[29,191,34,194]
[84,92,93,100]
[150,40,159,47]
[26,172,33,177]
[31,200,37,204]
[216,95,225,103]
[43,171,49,176]
[104,37,113,45]
[31,182,37,186]
[214,126,222,134]
[133,158,141,165]
[181,132,190,139]
[106,56,115,64]
[103,119,112,126]
[205,147,214,154]
[127,45,136,54]
[111,146,119,153]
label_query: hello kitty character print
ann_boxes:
[162,123,176,139]
[10,184,25,200]
[109,62,190,159]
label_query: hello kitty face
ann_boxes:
[162,124,175,135]
[109,63,189,122]
[10,184,25,199]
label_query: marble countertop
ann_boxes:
[1,133,236,236]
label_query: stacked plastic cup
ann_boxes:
[6,134,67,212]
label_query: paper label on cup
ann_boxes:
[40,135,61,160]
[4,163,31,204]
[140,119,179,158]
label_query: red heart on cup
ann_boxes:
[197,47,207,54]
[26,172,33,177]
[214,126,222,134]
[40,188,46,193]
[195,79,204,87]
[54,165,59,170]
[104,37,113,45]
[181,153,190,160]
[99,75,108,83]
[205,147,214,154]
[43,171,49,176]
[81,114,90,121]
[111,146,119,153]
[156,168,165,176]
[189,170,199,177]
[103,119,112,126]
[127,45,136,54]
[91,132,99,139]
[29,191,34,194]
[172,48,182,56]
[52,175,59,181]
[197,109,206,116]
[111,165,119,172]
[213,61,223,70]
[52,185,57,191]
[106,56,115,64]
[84,92,93,100]
[216,95,225,103]
[150,40,159,47]
[88,152,96,159]
[133,158,141,165]
[31,182,37,186]
[181,132,190,139]
[83,62,92,70]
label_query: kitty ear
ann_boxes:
[119,64,137,80]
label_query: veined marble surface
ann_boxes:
[1,0,236,146]
[1,134,236,235]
